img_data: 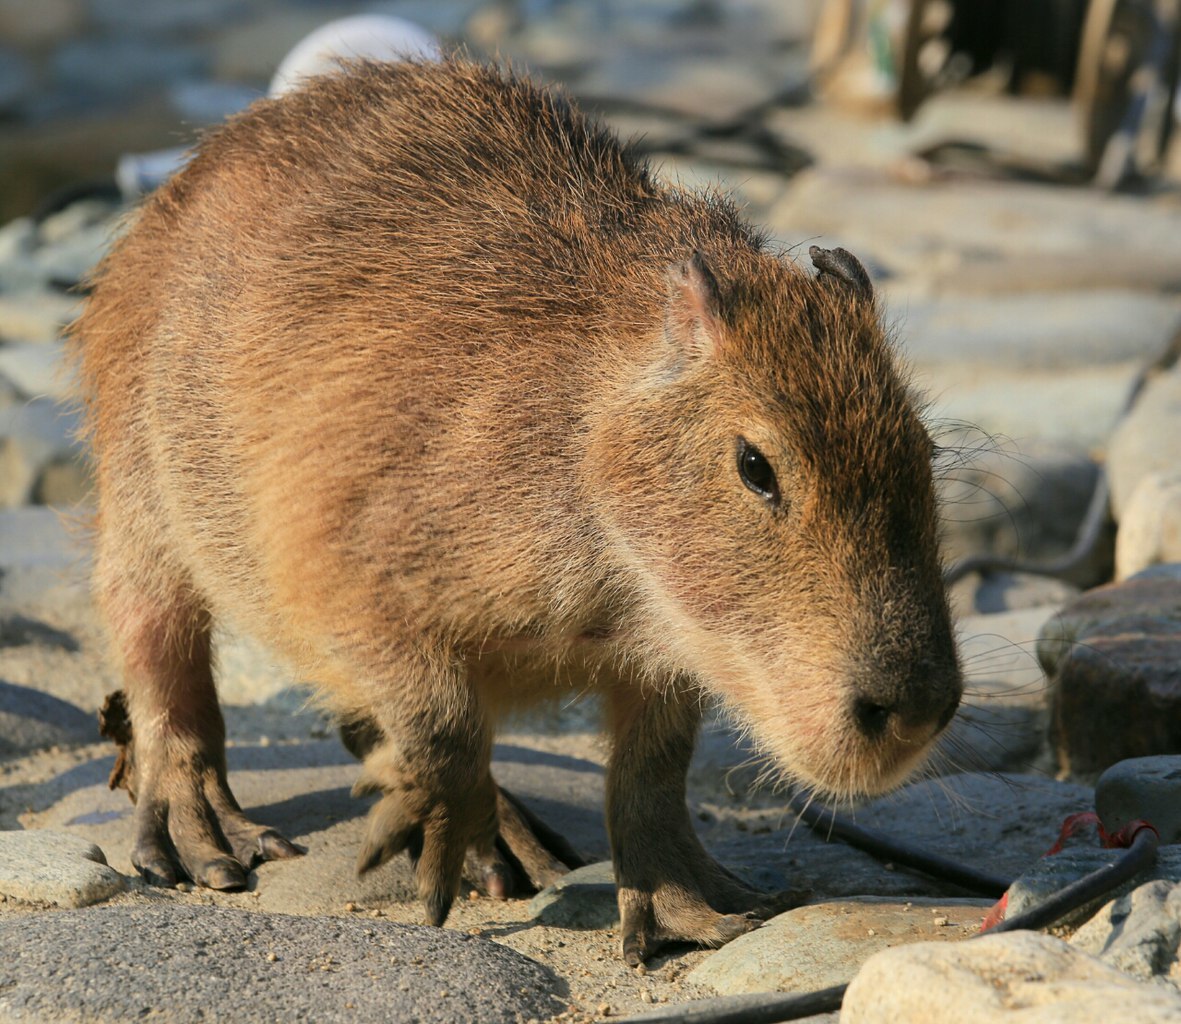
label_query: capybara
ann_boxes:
[72,57,961,965]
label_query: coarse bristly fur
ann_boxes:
[69,56,962,964]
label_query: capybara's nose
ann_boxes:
[851,674,961,742]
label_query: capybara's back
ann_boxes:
[74,58,961,961]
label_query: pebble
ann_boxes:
[842,931,1181,1023]
[0,829,125,907]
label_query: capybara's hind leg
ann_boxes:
[340,715,584,897]
[347,654,504,925]
[98,574,301,888]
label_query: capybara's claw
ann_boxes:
[196,857,248,891]
[254,830,305,864]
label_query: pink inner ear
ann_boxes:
[664,254,721,357]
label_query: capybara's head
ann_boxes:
[586,246,961,800]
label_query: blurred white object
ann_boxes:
[116,15,440,198]
[269,14,441,97]
[115,146,191,199]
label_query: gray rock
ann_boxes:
[37,199,120,246]
[1108,367,1181,522]
[0,398,83,508]
[1070,879,1181,985]
[0,505,78,570]
[901,291,1181,372]
[1095,756,1181,846]
[1038,568,1181,777]
[0,829,124,907]
[49,38,206,103]
[0,46,32,113]
[922,361,1140,456]
[688,897,991,996]
[1116,471,1181,580]
[577,50,784,125]
[0,341,68,400]
[89,0,247,35]
[0,218,35,266]
[946,607,1059,774]
[0,292,78,345]
[769,167,1181,291]
[951,572,1080,617]
[0,905,562,1024]
[529,859,617,930]
[213,10,340,82]
[0,0,84,47]
[1007,846,1181,928]
[842,931,1181,1023]
[32,222,119,287]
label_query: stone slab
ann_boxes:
[688,897,991,996]
[842,931,1181,1023]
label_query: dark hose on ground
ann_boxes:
[611,815,1160,1024]
[787,794,1011,898]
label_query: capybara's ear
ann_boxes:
[663,250,723,358]
[809,245,873,300]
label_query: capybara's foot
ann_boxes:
[352,747,499,926]
[100,689,303,889]
[616,845,804,966]
[340,715,585,899]
[463,786,586,898]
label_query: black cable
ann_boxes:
[612,985,847,1024]
[788,794,1012,898]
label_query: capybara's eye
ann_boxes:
[736,438,780,505]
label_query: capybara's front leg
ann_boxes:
[100,590,301,889]
[350,653,501,925]
[606,682,796,966]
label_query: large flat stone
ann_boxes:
[842,931,1181,1023]
[688,897,991,996]
[0,905,562,1024]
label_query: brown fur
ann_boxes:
[70,57,961,963]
